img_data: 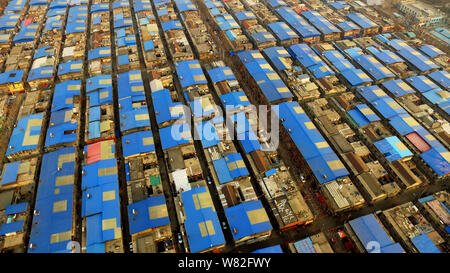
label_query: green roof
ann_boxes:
[150,175,160,186]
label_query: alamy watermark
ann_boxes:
[170,101,280,151]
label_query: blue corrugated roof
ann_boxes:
[288,43,323,68]
[238,129,261,153]
[252,245,283,253]
[207,67,236,83]
[81,157,121,251]
[229,112,252,135]
[5,202,28,215]
[88,47,111,61]
[353,55,395,81]
[336,21,360,34]
[371,97,407,120]
[0,69,24,85]
[234,11,256,22]
[44,18,64,32]
[90,3,109,13]
[397,49,440,72]
[174,0,197,13]
[347,12,378,30]
[411,234,441,253]
[237,51,293,103]
[263,46,291,71]
[45,109,78,148]
[418,195,435,204]
[0,33,11,43]
[225,200,272,241]
[344,47,364,59]
[308,62,335,79]
[220,91,250,112]
[4,0,27,13]
[33,47,53,60]
[387,39,413,51]
[175,60,207,89]
[382,79,415,97]
[341,69,372,86]
[14,23,39,43]
[419,44,445,58]
[374,50,404,65]
[87,88,113,107]
[329,1,349,10]
[420,148,450,177]
[86,75,112,93]
[82,158,117,190]
[49,1,68,10]
[302,11,340,35]
[151,89,185,125]
[30,0,47,5]
[122,130,155,158]
[374,136,412,162]
[0,161,21,185]
[113,16,133,29]
[119,106,150,133]
[58,61,83,76]
[268,22,299,42]
[204,0,223,9]
[159,122,192,150]
[0,221,24,235]
[161,20,183,32]
[112,1,129,9]
[128,195,170,235]
[428,70,449,90]
[0,14,20,31]
[349,214,404,253]
[406,75,440,93]
[28,66,54,82]
[117,71,144,99]
[216,14,240,31]
[431,28,450,46]
[252,32,276,44]
[275,7,320,38]
[422,88,448,105]
[267,0,287,8]
[195,121,220,149]
[357,85,389,102]
[181,187,225,253]
[322,50,355,71]
[440,100,450,115]
[276,101,349,184]
[6,113,43,156]
[28,147,76,253]
[347,104,380,127]
[65,6,88,35]
[212,153,249,184]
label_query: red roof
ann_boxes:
[86,142,102,164]
[406,132,431,153]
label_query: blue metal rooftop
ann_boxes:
[225,200,272,241]
[349,214,405,253]
[347,12,378,30]
[28,147,76,253]
[175,60,207,89]
[275,7,320,38]
[268,22,299,42]
[237,50,293,103]
[128,195,170,235]
[276,101,349,184]
[122,130,155,158]
[181,187,225,253]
